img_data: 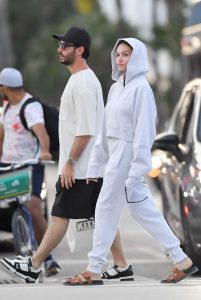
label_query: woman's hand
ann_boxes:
[86,178,99,184]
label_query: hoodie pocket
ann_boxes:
[125,178,149,203]
[107,138,126,170]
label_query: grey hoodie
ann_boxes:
[87,38,157,182]
[111,37,148,83]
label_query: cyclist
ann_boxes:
[0,67,60,276]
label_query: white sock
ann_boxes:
[116,264,129,271]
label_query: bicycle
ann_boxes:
[0,159,53,257]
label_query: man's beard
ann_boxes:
[60,51,75,66]
[61,58,74,65]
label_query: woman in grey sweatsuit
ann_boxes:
[67,38,197,285]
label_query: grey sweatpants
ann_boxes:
[87,138,187,274]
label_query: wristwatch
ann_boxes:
[66,157,76,165]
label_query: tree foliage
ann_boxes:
[2,0,188,129]
[151,0,186,58]
[150,0,187,124]
[7,0,136,105]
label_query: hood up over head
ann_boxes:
[111,38,148,84]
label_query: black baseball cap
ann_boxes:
[53,26,91,50]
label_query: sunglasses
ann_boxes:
[58,42,78,50]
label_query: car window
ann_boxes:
[197,102,201,142]
[174,92,195,142]
[185,102,195,145]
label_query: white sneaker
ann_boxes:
[0,256,41,283]
[102,264,134,281]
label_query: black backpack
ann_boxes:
[4,97,59,159]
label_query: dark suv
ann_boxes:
[152,78,201,270]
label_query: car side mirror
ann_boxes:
[152,132,183,162]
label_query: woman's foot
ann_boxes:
[63,271,103,286]
[174,257,193,271]
[161,257,199,283]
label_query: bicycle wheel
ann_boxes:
[11,208,36,256]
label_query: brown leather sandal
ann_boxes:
[161,266,198,283]
[63,271,104,286]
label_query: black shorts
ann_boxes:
[0,162,44,199]
[51,177,103,219]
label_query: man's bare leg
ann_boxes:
[27,196,48,244]
[32,216,69,269]
[110,228,128,268]
[31,219,127,271]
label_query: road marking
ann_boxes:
[0,279,18,284]
[0,278,201,289]
[58,258,170,264]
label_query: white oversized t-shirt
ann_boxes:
[58,68,104,179]
[0,93,44,163]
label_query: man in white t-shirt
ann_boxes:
[0,68,60,276]
[0,27,133,284]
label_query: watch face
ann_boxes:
[67,158,75,165]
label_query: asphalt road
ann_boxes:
[0,164,201,299]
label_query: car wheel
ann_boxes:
[181,199,201,273]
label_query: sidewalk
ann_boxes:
[0,277,201,300]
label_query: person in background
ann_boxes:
[0,27,133,284]
[0,67,60,276]
[65,37,198,285]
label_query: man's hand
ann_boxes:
[86,178,99,184]
[40,151,52,161]
[32,123,51,160]
[60,163,75,189]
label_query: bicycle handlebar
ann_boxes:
[0,159,55,173]
[19,158,55,165]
